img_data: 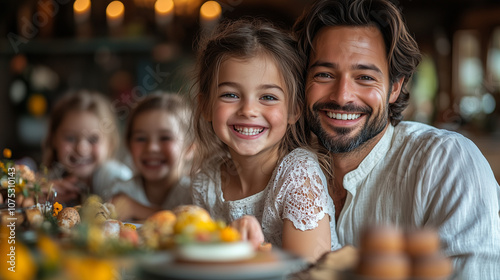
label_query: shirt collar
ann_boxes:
[343,124,395,193]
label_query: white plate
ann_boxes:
[137,249,307,280]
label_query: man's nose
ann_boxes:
[330,76,355,106]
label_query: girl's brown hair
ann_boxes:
[192,18,307,174]
[42,90,119,168]
[125,93,193,148]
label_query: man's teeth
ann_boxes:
[234,126,264,136]
[326,112,361,120]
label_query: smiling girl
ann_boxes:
[43,90,132,205]
[109,93,194,221]
[191,19,340,262]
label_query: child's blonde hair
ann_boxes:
[192,18,307,173]
[42,90,119,168]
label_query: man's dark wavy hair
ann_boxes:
[293,0,422,126]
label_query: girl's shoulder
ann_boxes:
[279,147,320,170]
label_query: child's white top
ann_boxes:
[192,148,340,250]
[93,160,133,200]
[110,176,192,209]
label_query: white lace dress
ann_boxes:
[192,148,340,250]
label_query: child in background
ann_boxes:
[110,93,194,221]
[42,90,132,205]
[191,19,339,262]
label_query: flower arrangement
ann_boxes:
[0,148,53,208]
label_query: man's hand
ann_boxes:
[230,215,265,249]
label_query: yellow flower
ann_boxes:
[219,226,241,242]
[53,202,63,216]
[3,148,12,159]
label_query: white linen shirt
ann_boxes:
[337,121,500,279]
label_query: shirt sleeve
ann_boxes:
[419,135,500,279]
[278,149,333,231]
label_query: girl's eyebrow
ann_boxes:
[218,81,284,93]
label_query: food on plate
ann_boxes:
[25,207,43,228]
[102,219,123,239]
[138,210,177,249]
[411,253,453,279]
[57,207,80,229]
[171,205,256,262]
[405,228,440,257]
[360,224,405,254]
[173,205,213,235]
[176,241,255,262]
[354,225,453,280]
[120,226,139,246]
[357,253,410,279]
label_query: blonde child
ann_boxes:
[110,93,194,221]
[42,90,132,205]
[191,19,340,262]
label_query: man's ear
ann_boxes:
[389,77,404,103]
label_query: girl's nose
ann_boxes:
[147,139,160,151]
[238,98,258,118]
[76,139,91,156]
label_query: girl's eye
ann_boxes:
[88,135,99,144]
[64,135,77,142]
[160,135,173,141]
[220,93,238,99]
[261,95,278,101]
[133,136,147,142]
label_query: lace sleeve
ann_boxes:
[279,149,331,231]
[191,172,208,209]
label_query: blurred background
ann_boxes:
[0,0,499,182]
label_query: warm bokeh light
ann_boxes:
[200,1,221,21]
[106,1,125,18]
[155,0,174,14]
[74,0,91,13]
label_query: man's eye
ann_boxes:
[64,136,76,142]
[314,72,333,79]
[133,136,147,142]
[359,75,375,81]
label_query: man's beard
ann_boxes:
[306,102,388,154]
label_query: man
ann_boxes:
[293,0,500,278]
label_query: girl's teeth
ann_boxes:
[326,112,361,120]
[234,126,264,136]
